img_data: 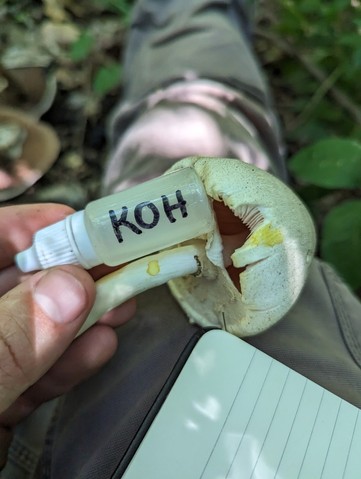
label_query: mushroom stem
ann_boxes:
[77,242,206,336]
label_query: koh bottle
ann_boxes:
[16,167,215,272]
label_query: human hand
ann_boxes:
[0,204,136,466]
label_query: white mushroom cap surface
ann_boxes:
[167,157,316,337]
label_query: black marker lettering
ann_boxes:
[109,207,142,243]
[109,191,187,243]
[134,202,160,229]
[162,190,188,223]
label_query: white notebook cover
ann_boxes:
[122,329,361,479]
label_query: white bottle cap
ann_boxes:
[15,211,99,272]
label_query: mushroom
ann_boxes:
[0,65,57,118]
[81,157,316,337]
[0,107,60,201]
[0,62,59,201]
[77,242,207,337]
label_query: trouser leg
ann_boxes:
[250,260,361,407]
[103,0,286,193]
[122,0,264,104]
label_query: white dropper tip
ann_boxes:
[14,211,99,272]
[16,245,42,272]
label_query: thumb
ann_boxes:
[0,266,95,412]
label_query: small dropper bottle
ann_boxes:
[16,167,215,272]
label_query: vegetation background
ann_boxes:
[1,0,360,295]
[256,0,361,295]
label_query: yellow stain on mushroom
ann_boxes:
[248,224,283,247]
[147,260,160,276]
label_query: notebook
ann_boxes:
[122,329,361,479]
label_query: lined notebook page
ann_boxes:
[122,330,361,479]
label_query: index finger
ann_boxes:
[0,204,74,269]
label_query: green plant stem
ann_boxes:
[256,29,361,126]
[288,66,342,131]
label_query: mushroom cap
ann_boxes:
[0,107,60,201]
[167,157,316,337]
[0,66,57,118]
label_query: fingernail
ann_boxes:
[34,269,88,323]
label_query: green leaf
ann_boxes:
[321,200,361,290]
[94,0,132,17]
[289,138,361,189]
[92,64,122,96]
[70,32,94,62]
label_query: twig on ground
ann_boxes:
[255,29,361,126]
